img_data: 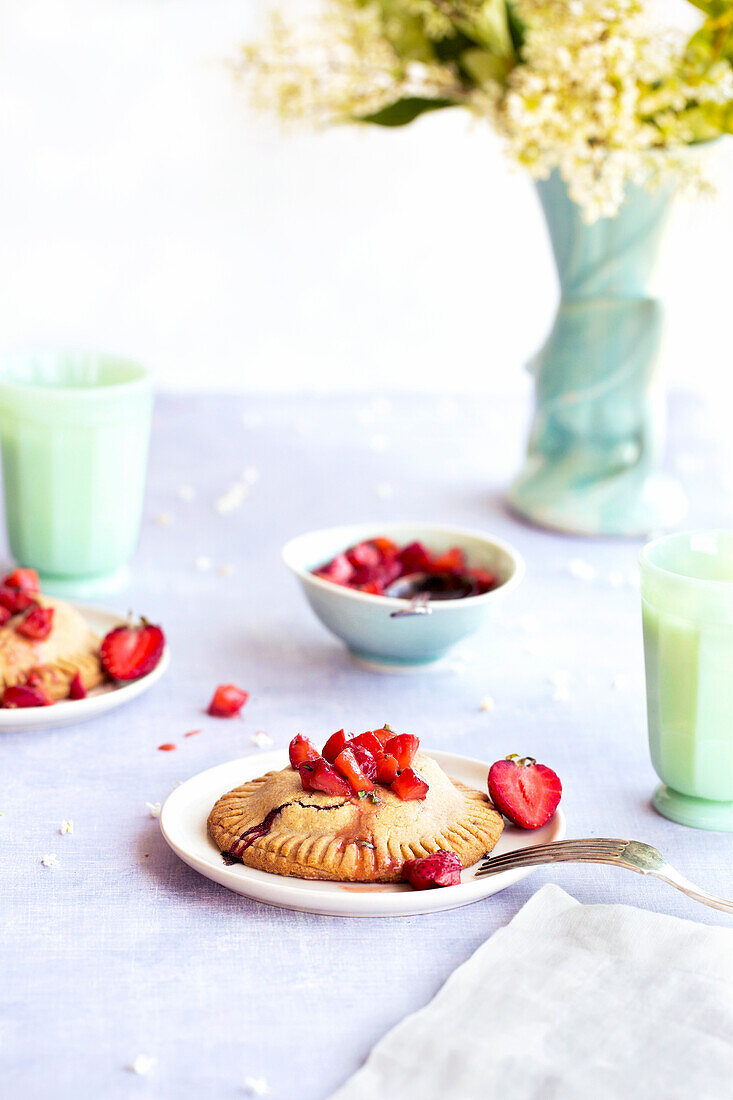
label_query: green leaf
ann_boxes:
[460,47,512,86]
[356,97,456,127]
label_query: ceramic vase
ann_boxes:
[507,172,687,537]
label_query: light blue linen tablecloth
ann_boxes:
[2,391,731,1100]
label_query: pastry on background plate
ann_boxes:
[0,567,165,707]
[208,728,503,884]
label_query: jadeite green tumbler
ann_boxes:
[0,351,152,595]
[641,532,733,831]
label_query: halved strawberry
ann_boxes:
[0,606,11,627]
[488,755,562,829]
[2,568,40,594]
[101,620,165,681]
[374,751,399,785]
[289,734,319,768]
[349,743,377,782]
[15,604,54,641]
[334,747,374,794]
[0,585,35,615]
[350,731,383,757]
[391,767,428,801]
[403,850,461,890]
[384,733,419,770]
[308,758,351,797]
[3,683,52,708]
[207,683,249,718]
[322,729,348,763]
[68,672,87,700]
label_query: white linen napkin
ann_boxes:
[329,885,733,1100]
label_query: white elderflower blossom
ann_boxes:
[241,0,733,221]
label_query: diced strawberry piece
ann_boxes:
[370,726,394,746]
[15,604,54,641]
[0,606,11,627]
[398,541,432,575]
[298,760,319,791]
[315,553,354,586]
[322,728,347,763]
[384,733,419,770]
[207,683,249,718]
[430,547,466,573]
[403,850,462,889]
[468,567,498,593]
[374,751,399,785]
[334,747,375,794]
[357,580,384,596]
[289,733,320,768]
[2,568,40,594]
[348,743,377,782]
[346,541,382,571]
[68,672,87,700]
[488,757,562,829]
[308,757,352,797]
[372,537,398,558]
[101,620,166,681]
[350,731,383,757]
[0,585,35,615]
[391,767,429,801]
[2,683,52,708]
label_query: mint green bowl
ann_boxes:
[0,350,152,595]
[282,522,525,672]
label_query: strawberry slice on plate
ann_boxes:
[100,619,165,682]
[403,850,462,890]
[207,683,249,718]
[488,755,562,829]
[2,683,52,708]
[68,672,87,700]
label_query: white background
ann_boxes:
[0,0,730,394]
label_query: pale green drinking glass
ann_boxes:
[0,351,153,595]
[641,531,733,831]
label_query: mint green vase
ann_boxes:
[508,173,687,537]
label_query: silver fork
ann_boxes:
[475,838,733,914]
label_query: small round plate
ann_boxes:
[160,749,566,917]
[0,603,170,732]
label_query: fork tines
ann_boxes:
[475,838,629,878]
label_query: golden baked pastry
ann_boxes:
[208,751,503,883]
[0,594,104,700]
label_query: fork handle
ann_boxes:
[652,868,733,915]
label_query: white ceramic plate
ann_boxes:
[0,603,170,731]
[160,749,566,917]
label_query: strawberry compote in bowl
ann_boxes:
[282,523,524,672]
